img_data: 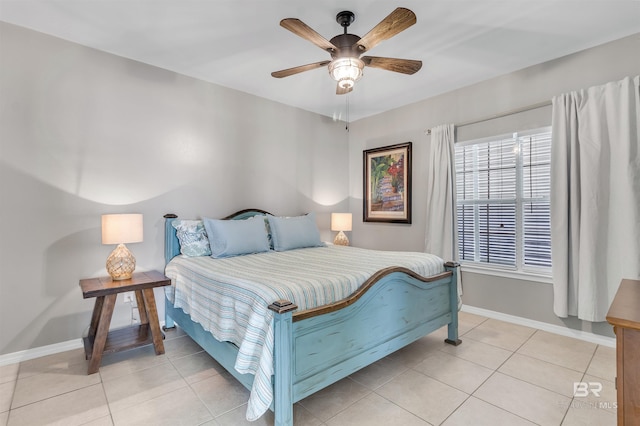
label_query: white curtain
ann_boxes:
[424,124,462,300]
[425,124,457,259]
[551,75,640,322]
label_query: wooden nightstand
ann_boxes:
[79,270,171,374]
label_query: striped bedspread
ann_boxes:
[164,245,444,421]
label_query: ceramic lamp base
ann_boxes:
[106,243,136,280]
[333,230,350,246]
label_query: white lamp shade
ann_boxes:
[101,214,143,244]
[331,213,352,232]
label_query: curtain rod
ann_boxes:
[425,100,552,135]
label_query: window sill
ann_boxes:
[460,263,552,284]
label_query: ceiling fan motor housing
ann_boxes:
[331,11,362,58]
[329,34,362,58]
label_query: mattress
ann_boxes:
[164,244,444,420]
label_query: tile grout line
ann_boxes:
[167,354,221,424]
[372,317,534,425]
[97,372,115,426]
[464,329,562,424]
[559,343,603,425]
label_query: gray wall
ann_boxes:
[348,33,640,338]
[0,22,349,355]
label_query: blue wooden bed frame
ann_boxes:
[163,209,460,425]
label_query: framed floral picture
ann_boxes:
[363,142,412,223]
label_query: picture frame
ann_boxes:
[363,142,412,223]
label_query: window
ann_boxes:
[455,128,552,275]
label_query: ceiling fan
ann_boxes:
[271,7,422,95]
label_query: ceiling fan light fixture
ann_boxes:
[329,57,364,89]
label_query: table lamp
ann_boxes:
[101,213,143,280]
[331,213,352,246]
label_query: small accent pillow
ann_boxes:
[171,220,211,257]
[203,216,270,258]
[267,212,324,252]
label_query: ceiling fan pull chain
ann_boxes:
[346,94,350,131]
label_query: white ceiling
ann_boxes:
[1,1,639,121]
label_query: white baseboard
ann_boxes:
[0,321,168,367]
[0,338,84,367]
[461,305,616,348]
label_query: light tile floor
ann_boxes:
[0,312,617,426]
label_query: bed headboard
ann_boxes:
[163,209,273,265]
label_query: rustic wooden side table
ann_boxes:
[79,270,171,374]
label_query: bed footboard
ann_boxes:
[269,263,460,426]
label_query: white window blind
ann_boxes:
[455,128,552,272]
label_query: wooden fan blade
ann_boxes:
[361,56,422,75]
[336,84,353,95]
[280,18,337,53]
[356,8,417,53]
[271,61,331,78]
